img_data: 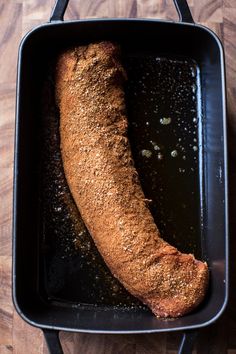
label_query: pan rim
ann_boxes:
[17,17,225,55]
[11,294,229,333]
[13,16,229,333]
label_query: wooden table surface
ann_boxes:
[1,0,236,353]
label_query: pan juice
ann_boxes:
[125,55,202,257]
[40,54,202,307]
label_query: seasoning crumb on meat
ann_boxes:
[55,41,208,318]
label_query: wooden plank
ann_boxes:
[12,311,45,354]
[223,6,236,161]
[193,0,223,23]
[224,0,236,7]
[0,257,13,346]
[0,1,22,85]
[0,1,22,261]
[0,84,15,258]
[0,0,236,353]
[137,0,178,20]
[0,345,13,354]
[22,0,54,33]
[65,0,137,20]
[60,332,167,354]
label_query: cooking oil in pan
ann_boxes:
[125,55,202,256]
[40,54,202,308]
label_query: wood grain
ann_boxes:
[193,0,223,22]
[0,0,236,353]
[59,332,167,354]
[12,311,47,354]
[0,84,15,258]
[0,257,12,345]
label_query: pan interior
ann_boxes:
[39,51,203,309]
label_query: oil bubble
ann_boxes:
[171,150,178,157]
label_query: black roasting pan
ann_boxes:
[13,0,228,353]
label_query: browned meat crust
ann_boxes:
[55,41,208,318]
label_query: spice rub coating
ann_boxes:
[55,41,208,318]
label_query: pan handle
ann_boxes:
[43,329,64,354]
[50,0,194,23]
[173,0,194,23]
[50,0,69,22]
[178,330,198,354]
